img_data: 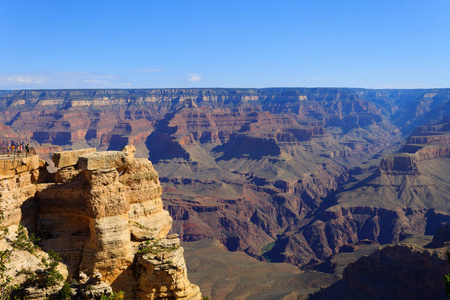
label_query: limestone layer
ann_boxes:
[0,146,200,300]
[0,155,41,229]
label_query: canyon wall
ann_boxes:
[312,239,450,300]
[1,88,450,272]
[342,244,450,300]
[263,116,450,268]
[1,88,448,149]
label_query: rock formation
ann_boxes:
[0,154,41,229]
[312,227,450,300]
[342,243,450,300]
[0,146,201,299]
[308,220,450,300]
[263,116,450,268]
[1,88,450,274]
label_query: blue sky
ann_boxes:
[0,0,449,89]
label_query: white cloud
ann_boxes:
[0,72,132,89]
[187,74,202,82]
[0,74,45,86]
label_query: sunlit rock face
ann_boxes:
[0,154,41,230]
[0,146,201,299]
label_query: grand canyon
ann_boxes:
[1,88,450,299]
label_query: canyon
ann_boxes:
[1,88,450,298]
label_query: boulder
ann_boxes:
[78,151,131,171]
[52,148,96,168]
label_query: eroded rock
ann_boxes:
[342,244,450,300]
[52,148,96,168]
[0,146,201,299]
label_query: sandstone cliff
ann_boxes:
[0,154,41,229]
[0,147,201,299]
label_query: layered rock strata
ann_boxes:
[311,240,450,300]
[0,147,201,299]
[134,235,200,299]
[263,117,450,268]
[342,244,450,300]
[1,88,449,276]
[0,154,41,230]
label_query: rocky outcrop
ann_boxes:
[0,147,201,299]
[52,148,97,168]
[101,120,154,151]
[311,221,450,300]
[377,147,450,176]
[342,244,450,300]
[273,168,450,268]
[377,117,450,175]
[376,154,419,175]
[133,235,200,299]
[431,222,450,247]
[416,145,450,160]
[0,155,41,230]
[2,246,70,300]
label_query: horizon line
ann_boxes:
[2,86,450,92]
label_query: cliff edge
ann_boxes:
[0,146,201,299]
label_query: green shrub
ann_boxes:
[137,238,180,256]
[134,221,153,231]
[100,291,125,299]
[13,224,39,254]
[41,250,63,287]
[60,282,72,299]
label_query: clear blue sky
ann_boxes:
[0,0,449,89]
